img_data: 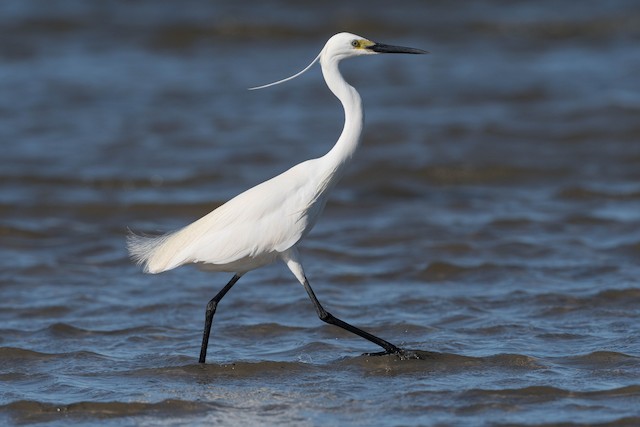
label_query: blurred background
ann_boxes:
[1,1,639,425]
[1,0,639,276]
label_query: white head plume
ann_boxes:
[248,51,322,91]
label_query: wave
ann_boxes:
[41,322,183,338]
[557,186,640,201]
[417,260,525,282]
[0,346,107,362]
[532,290,640,316]
[333,350,547,375]
[350,163,549,187]
[129,359,319,382]
[2,399,218,424]
[462,384,640,401]
[557,351,640,368]
[0,323,188,340]
[555,418,640,427]
[0,172,225,190]
[0,200,224,219]
[0,347,58,360]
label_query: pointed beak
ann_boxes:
[367,42,428,55]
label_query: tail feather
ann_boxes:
[126,230,176,274]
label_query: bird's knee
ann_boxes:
[205,300,217,315]
[318,310,334,324]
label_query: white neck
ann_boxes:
[319,54,364,179]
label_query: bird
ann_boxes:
[127,32,427,363]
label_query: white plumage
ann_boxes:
[127,32,426,363]
[128,159,332,274]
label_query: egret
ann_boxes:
[128,32,427,363]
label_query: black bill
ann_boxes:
[368,43,428,54]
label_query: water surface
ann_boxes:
[1,0,640,425]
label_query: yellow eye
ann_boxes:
[351,39,360,48]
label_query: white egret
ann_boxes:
[128,32,427,363]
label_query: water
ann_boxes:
[1,0,640,425]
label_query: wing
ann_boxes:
[128,159,327,274]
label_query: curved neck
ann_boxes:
[320,55,364,174]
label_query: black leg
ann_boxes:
[301,277,403,355]
[199,274,241,364]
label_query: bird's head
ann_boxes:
[323,32,428,60]
[249,32,427,90]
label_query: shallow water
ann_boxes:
[1,0,640,425]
